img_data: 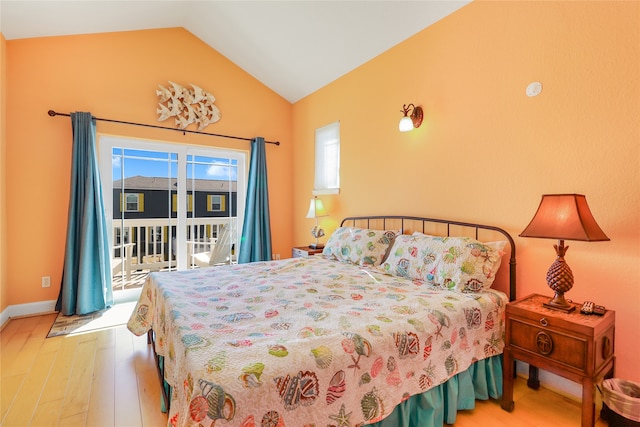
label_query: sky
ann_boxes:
[112,148,237,181]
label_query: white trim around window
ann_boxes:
[313,121,340,195]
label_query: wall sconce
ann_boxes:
[399,103,423,132]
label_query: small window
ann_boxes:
[121,193,144,212]
[314,121,340,195]
[172,194,193,212]
[207,195,225,212]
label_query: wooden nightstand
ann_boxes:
[501,293,615,427]
[292,246,324,258]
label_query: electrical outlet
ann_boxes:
[274,254,280,260]
[42,276,51,288]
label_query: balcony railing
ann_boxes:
[111,217,237,281]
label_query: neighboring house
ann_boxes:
[112,175,238,219]
[111,176,238,262]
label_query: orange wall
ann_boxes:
[1,32,7,313]
[5,28,293,307]
[292,1,640,382]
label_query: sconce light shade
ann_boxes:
[399,104,423,132]
[399,116,414,132]
[520,194,609,311]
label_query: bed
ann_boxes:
[127,215,516,427]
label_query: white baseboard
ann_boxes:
[0,299,57,328]
[516,361,583,401]
[0,291,140,329]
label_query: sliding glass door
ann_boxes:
[99,136,246,296]
[186,152,240,269]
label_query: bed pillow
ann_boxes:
[378,233,506,292]
[322,227,399,267]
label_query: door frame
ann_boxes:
[98,135,247,272]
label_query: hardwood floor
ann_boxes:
[1,314,167,427]
[1,314,609,427]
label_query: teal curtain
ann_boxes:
[56,112,113,315]
[238,137,272,263]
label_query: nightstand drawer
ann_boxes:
[510,317,588,372]
[506,294,615,377]
[292,246,323,257]
[292,247,308,257]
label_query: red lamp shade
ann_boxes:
[520,194,609,312]
[520,194,610,242]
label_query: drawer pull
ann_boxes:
[535,331,554,355]
[539,318,548,327]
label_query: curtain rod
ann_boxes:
[47,110,280,146]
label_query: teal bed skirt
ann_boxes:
[159,354,502,426]
[366,355,503,427]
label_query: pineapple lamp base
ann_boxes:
[542,240,576,313]
[543,293,576,312]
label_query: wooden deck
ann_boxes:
[112,270,150,292]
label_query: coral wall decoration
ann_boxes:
[156,81,221,130]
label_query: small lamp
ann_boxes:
[520,194,609,312]
[306,196,328,249]
[399,104,424,132]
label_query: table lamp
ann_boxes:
[306,196,328,249]
[519,194,609,312]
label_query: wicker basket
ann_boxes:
[601,378,640,426]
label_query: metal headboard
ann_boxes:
[340,215,517,301]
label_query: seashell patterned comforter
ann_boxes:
[127,255,507,427]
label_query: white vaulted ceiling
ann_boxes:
[0,1,470,103]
